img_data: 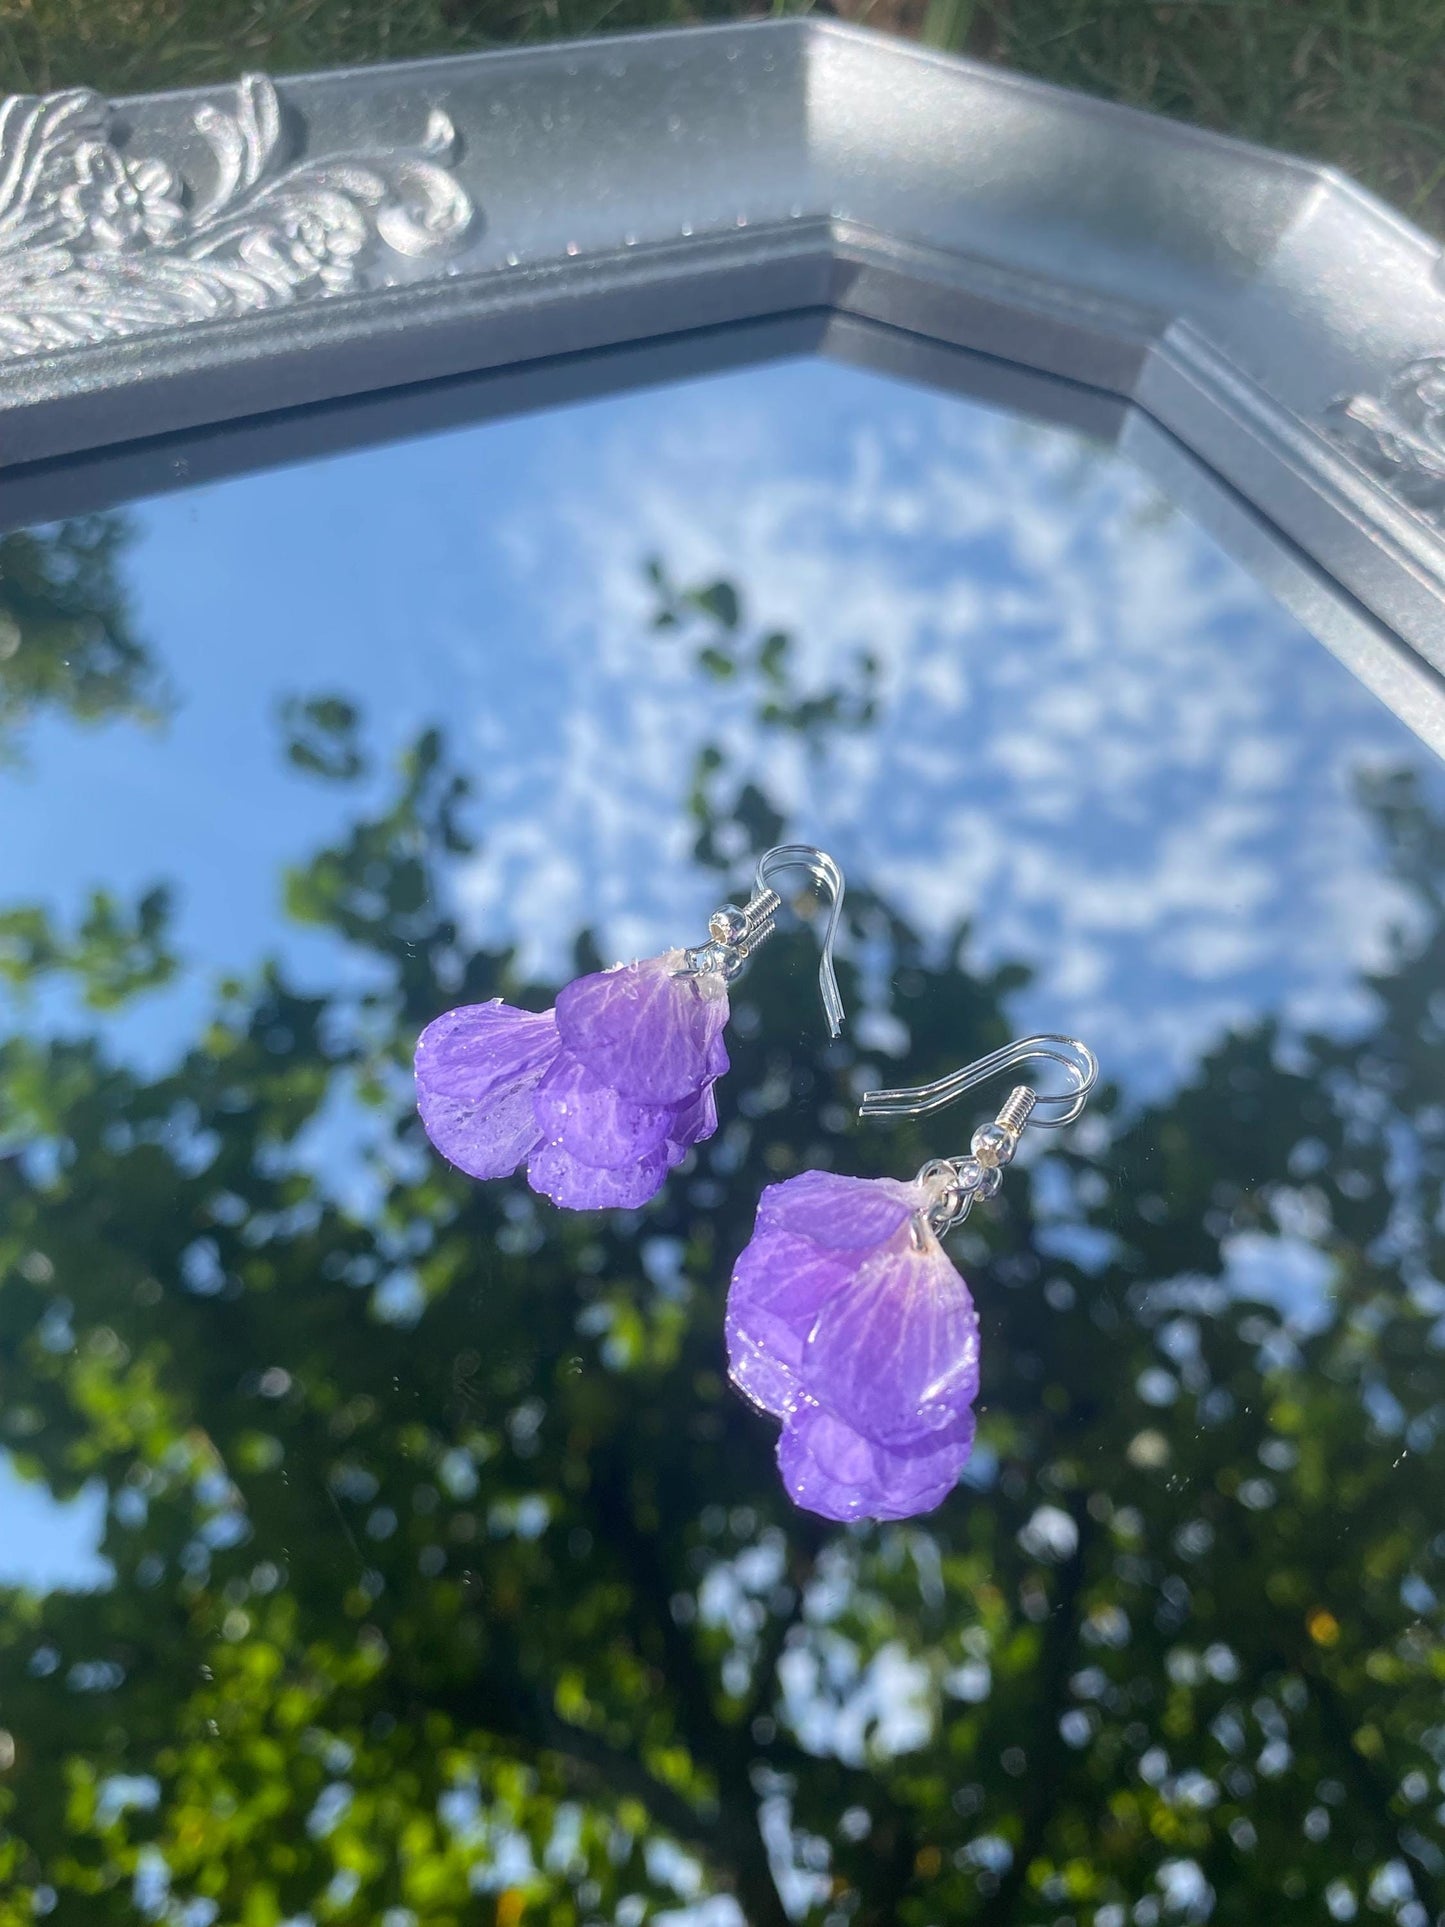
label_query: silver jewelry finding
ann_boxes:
[860,1033,1097,1235]
[679,844,846,1038]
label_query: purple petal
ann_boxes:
[778,1403,976,1523]
[725,1228,855,1417]
[532,1050,672,1169]
[555,950,729,1105]
[415,1001,560,1180]
[527,1138,669,1211]
[663,1083,719,1165]
[756,1171,923,1251]
[803,1236,980,1447]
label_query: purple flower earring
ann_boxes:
[726,1035,1098,1524]
[414,845,845,1211]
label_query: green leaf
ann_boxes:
[757,631,790,684]
[697,646,736,682]
[279,692,367,783]
[689,581,740,630]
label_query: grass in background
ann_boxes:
[0,0,1442,230]
[914,0,1445,230]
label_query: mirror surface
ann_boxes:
[2,357,1442,1927]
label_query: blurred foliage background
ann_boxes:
[0,514,1443,1926]
[0,0,1442,232]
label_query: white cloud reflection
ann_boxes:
[454,361,1436,1099]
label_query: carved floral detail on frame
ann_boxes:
[1330,356,1445,526]
[0,74,474,360]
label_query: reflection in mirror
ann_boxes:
[1,359,1442,1926]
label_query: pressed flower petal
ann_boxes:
[726,1228,855,1417]
[556,950,729,1105]
[532,1051,672,1169]
[414,1001,560,1180]
[663,1083,718,1166]
[803,1234,980,1447]
[415,1000,559,1103]
[779,1403,976,1522]
[527,1137,670,1211]
[757,1170,922,1251]
[777,1403,877,1521]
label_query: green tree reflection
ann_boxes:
[0,518,168,761]
[0,568,1441,1927]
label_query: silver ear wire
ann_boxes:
[859,1033,1097,1235]
[680,844,847,1037]
[860,1034,1096,1127]
[755,845,845,1037]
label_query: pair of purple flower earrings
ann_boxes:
[414,846,1097,1523]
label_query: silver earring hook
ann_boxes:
[858,1034,1097,1236]
[859,1033,1097,1127]
[754,844,846,1038]
[679,843,847,1037]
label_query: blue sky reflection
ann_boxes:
[2,353,1439,1590]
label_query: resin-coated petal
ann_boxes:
[556,951,730,1105]
[531,1050,672,1170]
[527,1137,669,1211]
[803,1234,980,1447]
[663,1083,719,1165]
[778,1402,976,1523]
[705,1029,731,1081]
[725,1228,855,1417]
[414,1001,560,1180]
[415,1000,560,1103]
[756,1170,922,1252]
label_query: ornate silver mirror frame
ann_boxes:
[2,21,1444,751]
